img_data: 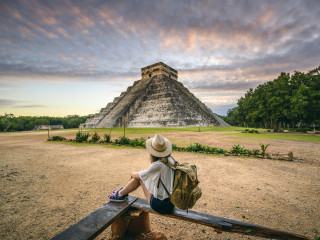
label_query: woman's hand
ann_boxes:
[131,172,140,180]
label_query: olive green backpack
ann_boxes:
[159,157,202,212]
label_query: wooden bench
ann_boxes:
[52,196,309,240]
[52,197,137,240]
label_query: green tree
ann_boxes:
[0,114,92,132]
[226,66,320,131]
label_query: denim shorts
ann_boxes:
[150,195,174,214]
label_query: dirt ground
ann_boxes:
[0,130,319,240]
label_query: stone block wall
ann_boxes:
[141,62,178,80]
[32,125,64,130]
[82,63,230,128]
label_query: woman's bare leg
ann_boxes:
[119,178,152,203]
[120,178,140,196]
[138,179,152,203]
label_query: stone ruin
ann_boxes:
[32,125,64,130]
[82,62,230,128]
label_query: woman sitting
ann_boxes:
[108,134,175,214]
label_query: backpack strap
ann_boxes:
[172,171,182,193]
[160,155,179,169]
[157,177,171,196]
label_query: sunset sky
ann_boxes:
[1,0,319,117]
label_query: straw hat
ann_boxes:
[146,134,172,157]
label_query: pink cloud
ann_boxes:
[82,29,89,34]
[12,10,23,20]
[71,6,94,28]
[27,22,58,39]
[43,17,57,25]
[56,27,70,38]
[19,26,32,39]
[58,53,71,61]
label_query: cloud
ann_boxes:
[0,99,18,107]
[0,98,47,109]
[82,29,89,34]
[205,101,238,116]
[192,89,243,115]
[2,0,319,79]
[58,53,71,62]
[1,0,320,116]
[43,16,57,25]
[56,27,70,38]
[13,104,46,108]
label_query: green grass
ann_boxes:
[83,126,247,136]
[81,127,320,142]
[47,140,228,155]
[44,126,320,143]
[47,140,146,150]
[46,141,94,147]
[230,132,320,142]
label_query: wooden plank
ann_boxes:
[131,197,309,240]
[52,197,138,240]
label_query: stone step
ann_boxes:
[96,78,151,127]
[83,73,230,128]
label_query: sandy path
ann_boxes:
[0,131,319,240]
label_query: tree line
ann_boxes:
[0,114,92,132]
[224,66,320,131]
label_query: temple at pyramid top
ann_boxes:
[141,62,178,80]
[81,62,230,128]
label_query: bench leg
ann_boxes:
[111,211,151,239]
[111,216,128,239]
[127,211,151,236]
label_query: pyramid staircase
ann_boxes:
[82,74,230,128]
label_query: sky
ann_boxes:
[0,0,319,117]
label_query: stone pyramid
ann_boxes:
[82,62,229,128]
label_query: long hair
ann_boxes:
[150,155,169,163]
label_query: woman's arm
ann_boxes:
[131,172,140,180]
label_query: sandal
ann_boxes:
[108,187,128,202]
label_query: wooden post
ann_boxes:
[123,119,126,138]
[111,211,152,239]
[48,126,50,139]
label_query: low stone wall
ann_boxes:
[32,125,64,131]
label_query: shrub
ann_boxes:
[259,143,270,156]
[104,133,111,143]
[251,129,259,133]
[76,131,90,142]
[91,132,100,142]
[215,148,226,154]
[129,137,146,147]
[172,144,180,151]
[289,128,314,133]
[114,136,131,145]
[50,136,66,141]
[242,129,259,133]
[231,144,248,155]
[251,149,260,155]
[186,143,203,152]
[180,143,226,154]
[114,137,146,147]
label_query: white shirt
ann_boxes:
[139,160,174,200]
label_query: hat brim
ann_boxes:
[146,137,172,157]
